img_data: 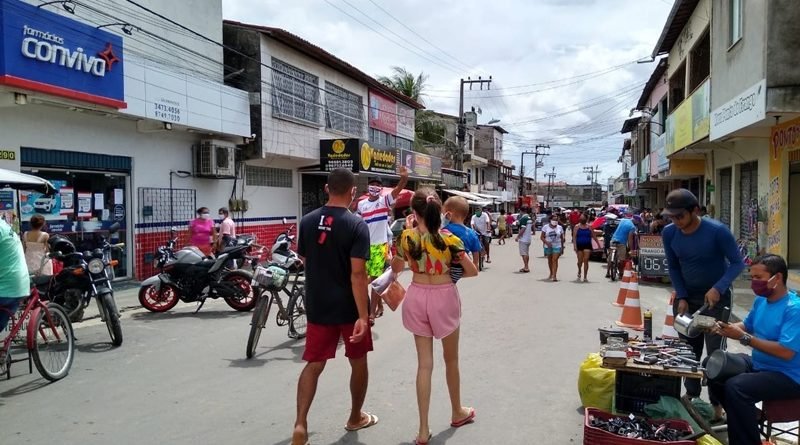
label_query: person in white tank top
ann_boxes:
[23,214,52,276]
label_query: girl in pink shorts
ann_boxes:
[391,189,479,445]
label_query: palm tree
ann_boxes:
[377,66,428,105]
[377,67,443,154]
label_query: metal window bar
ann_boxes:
[138,187,197,230]
[271,59,321,124]
[245,165,293,188]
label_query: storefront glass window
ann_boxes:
[19,169,129,278]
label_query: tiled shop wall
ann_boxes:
[134,218,295,281]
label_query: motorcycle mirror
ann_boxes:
[109,222,121,234]
[282,217,287,225]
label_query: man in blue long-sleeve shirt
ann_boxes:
[661,188,745,419]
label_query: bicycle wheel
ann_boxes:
[610,251,619,281]
[246,290,273,359]
[31,303,74,382]
[286,287,307,340]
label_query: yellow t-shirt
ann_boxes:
[396,229,465,275]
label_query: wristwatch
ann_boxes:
[740,333,753,346]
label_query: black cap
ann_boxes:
[368,177,383,186]
[662,188,699,216]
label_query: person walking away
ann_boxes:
[471,207,492,264]
[291,168,376,445]
[573,214,599,282]
[602,210,620,277]
[189,207,216,256]
[569,208,581,229]
[355,168,409,320]
[0,218,29,335]
[391,189,479,445]
[707,254,800,445]
[496,210,507,245]
[515,207,533,273]
[505,212,515,239]
[215,207,236,253]
[541,214,565,281]
[22,214,52,276]
[661,188,745,419]
[443,197,481,271]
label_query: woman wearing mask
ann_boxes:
[541,214,565,281]
[391,189,479,445]
[572,213,599,282]
[189,207,216,256]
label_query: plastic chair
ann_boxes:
[759,398,800,440]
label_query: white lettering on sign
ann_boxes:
[20,26,107,77]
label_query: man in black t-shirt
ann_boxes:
[292,168,376,445]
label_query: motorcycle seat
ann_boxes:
[220,245,248,255]
[199,259,216,267]
[30,275,52,287]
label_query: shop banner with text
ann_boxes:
[768,116,800,255]
[368,90,397,135]
[320,139,398,176]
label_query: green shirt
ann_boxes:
[518,214,533,243]
[0,219,29,298]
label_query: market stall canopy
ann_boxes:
[0,168,56,194]
[442,189,493,207]
[470,192,502,202]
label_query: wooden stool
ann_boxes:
[759,398,800,440]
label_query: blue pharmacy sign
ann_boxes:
[0,0,125,108]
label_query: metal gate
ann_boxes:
[137,187,197,231]
[738,162,758,241]
[718,167,732,228]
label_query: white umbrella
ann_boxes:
[0,168,56,194]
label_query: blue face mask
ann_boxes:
[442,213,451,227]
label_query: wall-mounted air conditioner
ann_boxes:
[192,139,237,178]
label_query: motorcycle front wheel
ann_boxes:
[99,293,123,347]
[223,271,256,312]
[138,283,180,312]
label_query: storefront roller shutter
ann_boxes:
[738,161,758,240]
[21,147,132,173]
[718,167,732,228]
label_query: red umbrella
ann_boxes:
[352,187,413,211]
[591,213,617,230]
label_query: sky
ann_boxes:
[222,0,675,186]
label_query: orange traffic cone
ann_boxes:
[613,261,633,307]
[616,270,643,330]
[661,291,679,339]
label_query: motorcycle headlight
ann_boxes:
[88,258,105,274]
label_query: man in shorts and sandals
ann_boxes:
[356,167,409,321]
[293,168,377,445]
[515,207,533,273]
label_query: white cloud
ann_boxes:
[222,0,672,184]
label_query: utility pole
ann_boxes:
[584,165,601,204]
[545,167,556,208]
[532,144,550,199]
[519,151,535,200]
[456,76,492,174]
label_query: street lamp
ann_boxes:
[487,118,501,125]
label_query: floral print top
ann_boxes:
[396,228,465,275]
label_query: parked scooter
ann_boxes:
[138,228,256,313]
[33,223,125,346]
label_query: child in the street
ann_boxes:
[442,197,481,282]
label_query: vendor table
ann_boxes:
[603,357,703,415]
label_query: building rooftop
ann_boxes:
[651,0,701,58]
[223,20,424,109]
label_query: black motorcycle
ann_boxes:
[138,228,256,313]
[34,223,125,346]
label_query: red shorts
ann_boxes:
[302,322,373,362]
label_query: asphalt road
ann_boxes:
[0,235,754,444]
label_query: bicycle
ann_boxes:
[246,263,306,359]
[608,246,619,281]
[1,286,75,381]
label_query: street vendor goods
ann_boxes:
[584,408,694,444]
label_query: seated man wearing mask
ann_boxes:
[709,254,800,445]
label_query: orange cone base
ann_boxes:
[615,320,644,331]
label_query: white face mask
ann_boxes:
[200,213,210,219]
[550,220,558,227]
